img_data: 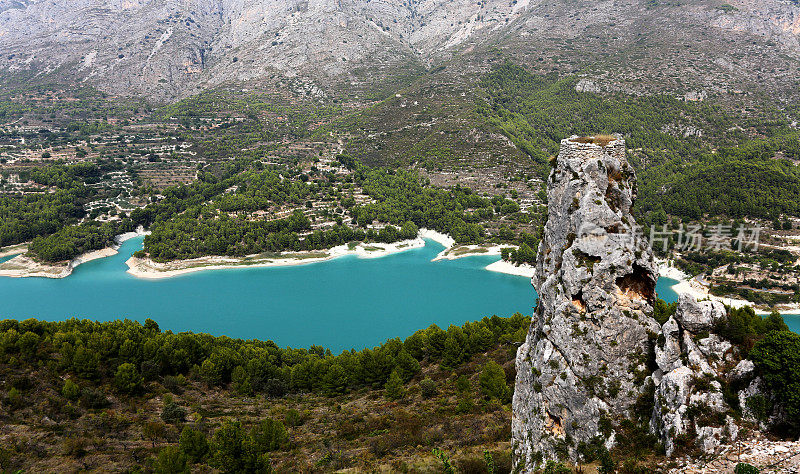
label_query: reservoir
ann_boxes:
[0,237,795,351]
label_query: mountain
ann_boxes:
[1,0,799,102]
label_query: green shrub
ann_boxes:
[749,331,800,432]
[210,420,273,473]
[432,448,455,474]
[479,361,511,403]
[62,436,88,457]
[250,418,287,452]
[419,377,437,398]
[455,397,475,414]
[384,370,405,400]
[161,401,187,425]
[715,308,789,352]
[155,445,189,473]
[114,363,142,394]
[6,387,22,410]
[80,387,110,409]
[543,460,571,474]
[179,426,209,462]
[455,375,471,393]
[745,394,770,422]
[734,463,759,474]
[62,379,80,400]
[284,409,303,427]
[653,299,677,325]
[163,375,184,394]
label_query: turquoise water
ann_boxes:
[655,277,679,305]
[0,254,18,264]
[0,237,535,351]
[0,237,795,351]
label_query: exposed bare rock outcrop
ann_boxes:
[647,293,791,458]
[511,135,778,470]
[512,135,660,469]
[1,0,799,101]
[651,294,740,457]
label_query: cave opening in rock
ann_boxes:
[572,289,586,313]
[616,263,655,304]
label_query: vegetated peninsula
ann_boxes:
[0,159,539,279]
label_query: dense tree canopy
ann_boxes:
[479,63,800,221]
[29,219,135,262]
[750,331,800,433]
[478,63,733,176]
[638,135,800,220]
[139,166,496,261]
[0,190,86,247]
[0,314,529,398]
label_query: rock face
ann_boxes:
[1,0,799,101]
[650,294,741,456]
[0,0,531,100]
[510,136,771,468]
[512,135,661,469]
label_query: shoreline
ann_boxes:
[0,242,28,258]
[431,243,515,262]
[3,229,795,316]
[656,259,689,281]
[125,237,429,279]
[0,227,512,280]
[124,228,536,280]
[657,260,800,316]
[0,227,150,279]
[485,260,536,279]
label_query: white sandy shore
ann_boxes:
[123,227,539,280]
[431,243,514,262]
[658,260,800,315]
[115,229,151,245]
[0,227,150,279]
[419,228,455,249]
[0,243,28,258]
[11,226,792,320]
[422,228,515,263]
[0,226,513,280]
[0,253,74,278]
[485,260,536,278]
[125,237,428,279]
[424,235,534,278]
[656,259,689,281]
[125,228,544,280]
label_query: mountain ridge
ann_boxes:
[1,0,799,102]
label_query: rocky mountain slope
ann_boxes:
[1,0,798,102]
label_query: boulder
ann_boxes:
[655,317,683,373]
[730,359,756,381]
[674,293,726,333]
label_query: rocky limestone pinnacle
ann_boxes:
[650,294,743,457]
[512,135,661,470]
